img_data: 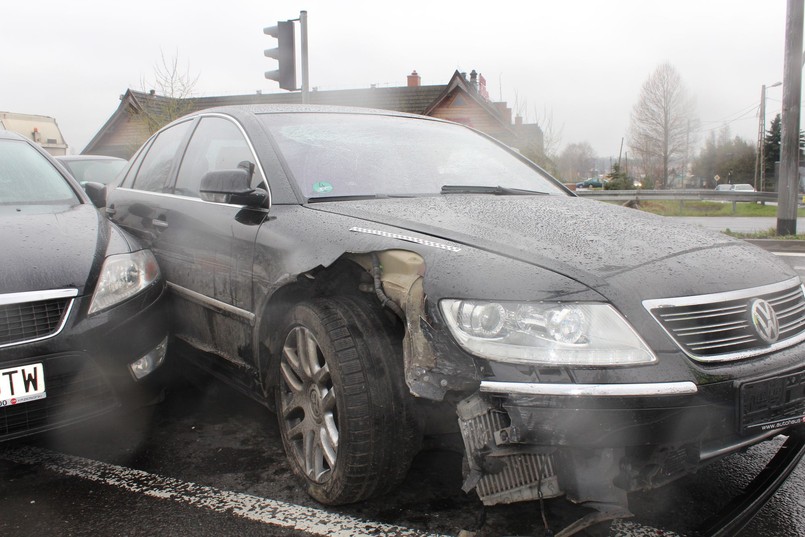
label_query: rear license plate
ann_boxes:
[0,363,46,407]
[739,371,805,434]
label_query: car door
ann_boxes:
[157,115,268,372]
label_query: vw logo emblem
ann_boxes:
[749,298,779,344]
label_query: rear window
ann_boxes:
[0,139,79,205]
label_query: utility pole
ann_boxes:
[777,0,803,236]
[754,86,766,191]
[755,82,782,192]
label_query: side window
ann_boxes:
[120,138,152,188]
[174,116,261,197]
[131,120,192,192]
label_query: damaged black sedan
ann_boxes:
[0,131,169,442]
[105,105,805,528]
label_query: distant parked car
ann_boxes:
[714,183,756,192]
[1,131,169,442]
[575,177,605,189]
[56,155,127,186]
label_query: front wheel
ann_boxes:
[275,296,420,505]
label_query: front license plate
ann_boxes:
[739,371,805,434]
[0,363,46,407]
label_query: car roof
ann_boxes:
[56,154,125,162]
[173,104,444,126]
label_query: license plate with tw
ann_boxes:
[0,363,46,407]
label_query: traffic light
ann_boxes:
[264,20,297,91]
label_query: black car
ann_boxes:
[55,154,127,186]
[106,105,805,527]
[0,131,168,442]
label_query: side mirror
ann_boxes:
[200,168,252,203]
[83,181,107,209]
[199,168,268,209]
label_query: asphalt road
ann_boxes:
[2,243,805,537]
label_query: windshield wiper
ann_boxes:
[440,185,548,196]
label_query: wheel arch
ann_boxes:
[255,251,420,400]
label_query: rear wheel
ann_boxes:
[274,295,420,505]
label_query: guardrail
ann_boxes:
[573,189,780,203]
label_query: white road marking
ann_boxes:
[0,446,682,537]
[0,446,449,537]
[772,252,805,257]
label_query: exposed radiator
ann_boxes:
[457,394,563,506]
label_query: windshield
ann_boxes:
[259,113,566,199]
[0,139,80,205]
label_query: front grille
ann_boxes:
[644,278,805,362]
[0,353,118,441]
[0,289,77,348]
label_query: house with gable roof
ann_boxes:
[0,112,69,156]
[83,69,543,161]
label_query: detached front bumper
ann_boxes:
[457,371,805,509]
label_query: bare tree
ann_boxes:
[138,51,199,134]
[557,141,596,182]
[628,63,697,188]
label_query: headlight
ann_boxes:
[88,250,160,314]
[440,300,656,366]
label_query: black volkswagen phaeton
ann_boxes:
[0,131,168,442]
[105,105,805,529]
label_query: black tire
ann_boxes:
[274,295,421,505]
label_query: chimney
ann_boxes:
[407,70,421,87]
[469,70,478,92]
[515,115,523,126]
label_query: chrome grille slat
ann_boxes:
[775,302,805,319]
[672,320,749,336]
[660,305,747,321]
[768,288,804,305]
[689,336,758,351]
[644,278,805,362]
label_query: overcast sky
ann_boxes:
[0,1,795,159]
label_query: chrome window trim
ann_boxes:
[0,288,78,349]
[113,188,266,210]
[643,277,805,363]
[167,282,255,326]
[479,380,698,397]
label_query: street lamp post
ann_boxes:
[755,81,782,192]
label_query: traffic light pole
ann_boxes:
[301,10,309,104]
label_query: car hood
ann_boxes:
[0,203,125,296]
[307,195,795,300]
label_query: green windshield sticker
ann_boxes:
[313,181,333,193]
